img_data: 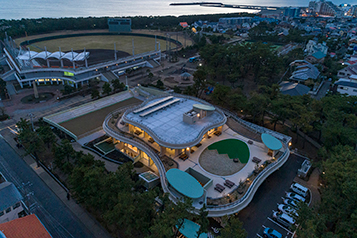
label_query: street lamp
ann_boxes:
[28,113,35,132]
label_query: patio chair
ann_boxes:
[216,184,225,191]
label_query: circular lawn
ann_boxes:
[199,139,250,176]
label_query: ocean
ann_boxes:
[0,0,354,20]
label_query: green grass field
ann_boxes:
[59,97,142,137]
[27,35,167,54]
[208,139,250,163]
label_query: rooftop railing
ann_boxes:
[121,94,227,149]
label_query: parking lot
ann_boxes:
[238,153,305,238]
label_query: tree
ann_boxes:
[173,86,182,93]
[156,79,164,89]
[16,118,31,132]
[91,88,100,99]
[37,125,56,148]
[192,68,207,98]
[195,205,209,238]
[148,196,195,238]
[296,145,357,237]
[111,78,123,93]
[219,216,247,238]
[246,92,270,125]
[102,82,112,96]
[62,85,74,95]
[148,72,154,81]
[18,129,44,167]
[0,77,7,100]
[210,84,231,106]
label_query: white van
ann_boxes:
[272,211,296,228]
[290,183,309,197]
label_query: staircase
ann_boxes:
[102,71,119,82]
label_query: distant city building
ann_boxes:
[284,7,301,18]
[309,0,343,17]
[108,18,131,32]
[218,17,252,28]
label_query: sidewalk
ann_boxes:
[1,130,113,238]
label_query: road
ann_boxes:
[0,137,94,238]
[313,80,331,100]
[238,154,304,238]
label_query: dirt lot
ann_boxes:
[59,97,142,137]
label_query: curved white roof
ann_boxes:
[48,51,65,59]
[17,51,38,60]
[32,51,51,60]
[17,50,89,61]
[74,52,90,61]
[62,52,79,61]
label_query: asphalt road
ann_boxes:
[0,137,94,238]
[238,154,305,238]
[314,81,332,100]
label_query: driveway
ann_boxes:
[238,154,304,238]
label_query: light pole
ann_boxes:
[28,113,35,132]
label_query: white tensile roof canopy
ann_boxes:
[17,50,89,62]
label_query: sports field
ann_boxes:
[208,139,250,163]
[59,97,142,137]
[26,35,167,55]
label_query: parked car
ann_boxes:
[263,227,282,238]
[282,198,298,208]
[286,192,306,203]
[278,204,299,217]
[272,210,296,228]
[290,182,309,197]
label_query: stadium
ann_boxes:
[1,31,182,89]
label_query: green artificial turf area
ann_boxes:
[208,139,250,163]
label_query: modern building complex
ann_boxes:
[108,18,132,32]
[44,88,291,217]
[41,87,290,217]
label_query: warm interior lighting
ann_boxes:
[197,113,200,117]
[186,147,190,151]
[289,142,292,146]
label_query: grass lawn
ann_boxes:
[208,139,250,163]
[59,97,142,137]
[26,35,167,54]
